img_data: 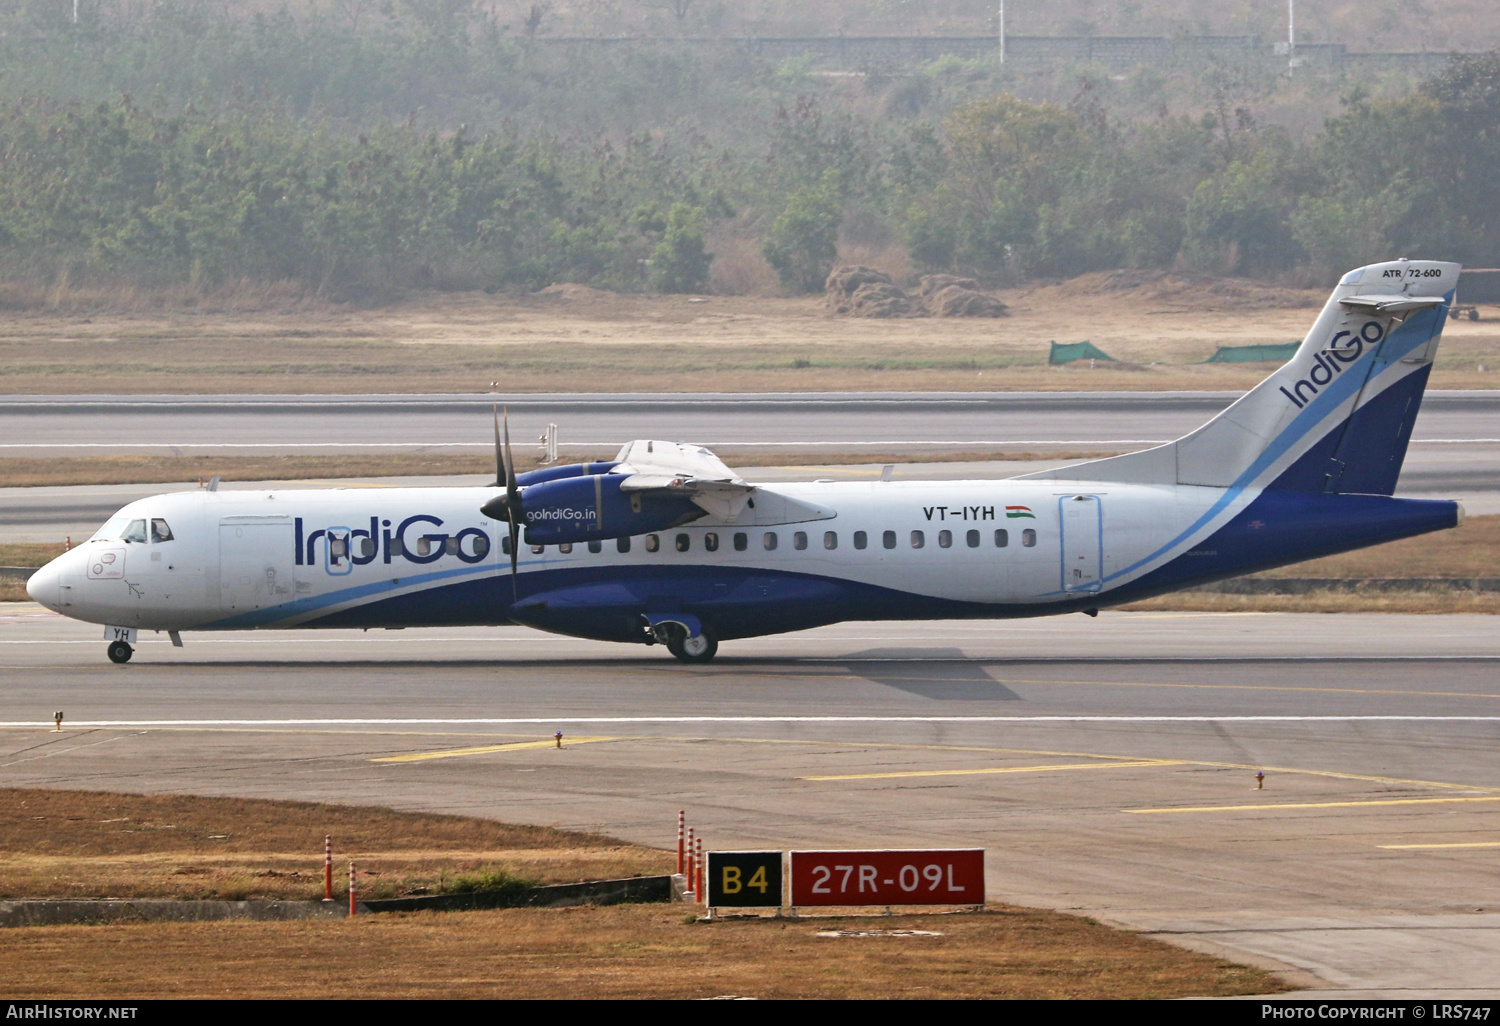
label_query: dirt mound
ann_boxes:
[1028,270,1323,310]
[917,274,980,298]
[533,283,620,304]
[924,282,1008,318]
[826,267,1007,318]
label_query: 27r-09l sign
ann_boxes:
[789,849,984,907]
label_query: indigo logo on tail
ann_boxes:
[1278,321,1384,409]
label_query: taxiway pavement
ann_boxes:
[1,605,1497,997]
[5,390,1500,458]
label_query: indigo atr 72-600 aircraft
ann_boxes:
[28,259,1464,664]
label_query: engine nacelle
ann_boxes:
[521,474,704,545]
[515,461,620,487]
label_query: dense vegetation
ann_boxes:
[0,1,1496,298]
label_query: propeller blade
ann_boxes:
[501,405,513,489]
[502,406,520,601]
[508,519,520,601]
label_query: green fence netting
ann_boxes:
[1048,340,1116,365]
[1201,342,1300,363]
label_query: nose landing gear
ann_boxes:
[106,640,133,664]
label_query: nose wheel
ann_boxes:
[106,641,133,664]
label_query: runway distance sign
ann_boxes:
[705,850,783,908]
[789,849,984,907]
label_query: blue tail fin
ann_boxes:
[1022,259,1460,497]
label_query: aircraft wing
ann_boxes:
[612,440,755,520]
[608,440,836,524]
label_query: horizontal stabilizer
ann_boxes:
[1339,294,1445,315]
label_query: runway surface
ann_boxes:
[2,604,1497,997]
[5,390,1500,458]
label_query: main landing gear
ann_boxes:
[649,622,718,663]
[668,630,718,664]
[106,641,133,664]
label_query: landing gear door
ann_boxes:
[1060,495,1102,594]
[219,517,295,615]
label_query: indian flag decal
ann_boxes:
[1005,505,1035,519]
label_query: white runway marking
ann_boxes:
[2,716,1499,729]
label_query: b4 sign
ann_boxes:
[789,849,984,907]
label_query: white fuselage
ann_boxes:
[27,478,1235,634]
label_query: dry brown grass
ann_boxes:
[0,543,67,567]
[3,275,1496,393]
[1251,512,1500,578]
[0,789,669,902]
[0,788,1285,998]
[0,903,1284,1000]
[1118,591,1500,614]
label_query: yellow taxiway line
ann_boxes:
[371,737,618,763]
[1126,796,1500,814]
[803,759,1184,781]
[1378,841,1500,850]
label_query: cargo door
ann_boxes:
[1060,495,1102,594]
[219,518,295,615]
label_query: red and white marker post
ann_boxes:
[685,826,696,898]
[348,862,357,917]
[324,835,333,901]
[676,811,685,876]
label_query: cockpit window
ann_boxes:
[121,519,148,543]
[150,519,174,543]
[92,517,130,542]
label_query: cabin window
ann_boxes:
[793,531,808,550]
[530,544,545,554]
[675,533,690,552]
[150,518,174,543]
[330,537,348,559]
[824,531,837,550]
[938,530,952,549]
[733,532,748,551]
[501,537,512,556]
[445,536,460,556]
[994,529,1009,548]
[121,519,147,544]
[558,542,573,554]
[390,538,404,557]
[853,531,867,550]
[616,536,631,553]
[416,537,432,557]
[910,530,925,549]
[763,532,778,551]
[360,538,378,559]
[588,540,602,554]
[1022,529,1037,547]
[704,533,719,552]
[883,530,896,550]
[469,535,490,559]
[645,534,660,553]
[966,530,980,548]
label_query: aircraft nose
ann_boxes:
[25,562,58,608]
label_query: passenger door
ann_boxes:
[1060,495,1102,594]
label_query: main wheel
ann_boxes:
[666,629,717,664]
[106,641,133,664]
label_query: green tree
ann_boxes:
[762,169,842,294]
[649,203,712,293]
